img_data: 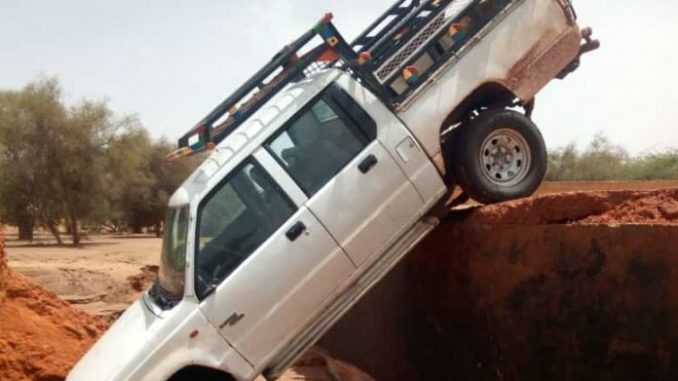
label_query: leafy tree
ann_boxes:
[50,100,116,244]
[104,126,155,232]
[627,151,678,180]
[145,141,199,236]
[0,77,201,242]
[0,78,123,244]
[104,129,198,235]
[547,133,678,181]
[0,79,66,240]
[547,134,628,181]
[136,141,200,235]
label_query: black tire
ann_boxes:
[451,109,546,204]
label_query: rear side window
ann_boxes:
[266,95,371,196]
[195,159,295,298]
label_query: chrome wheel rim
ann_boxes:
[479,128,531,187]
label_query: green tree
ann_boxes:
[0,78,200,243]
[104,129,198,235]
[104,126,155,233]
[546,133,678,181]
[0,79,67,240]
[546,133,630,181]
[628,151,678,180]
[50,100,115,244]
[0,78,124,244]
[147,141,201,235]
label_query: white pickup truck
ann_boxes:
[68,1,597,380]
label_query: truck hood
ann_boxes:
[67,297,162,381]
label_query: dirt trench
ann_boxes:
[320,189,678,381]
[2,187,678,380]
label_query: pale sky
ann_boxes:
[2,0,677,154]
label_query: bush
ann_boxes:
[546,134,678,181]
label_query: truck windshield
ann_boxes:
[156,206,189,301]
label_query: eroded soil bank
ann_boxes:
[2,188,678,380]
[322,189,678,381]
[0,230,109,381]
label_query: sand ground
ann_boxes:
[4,232,160,317]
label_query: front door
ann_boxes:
[264,88,423,266]
[197,158,354,365]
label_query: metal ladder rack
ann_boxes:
[361,0,520,105]
[351,0,455,70]
[169,0,496,159]
[350,0,422,53]
[168,13,381,160]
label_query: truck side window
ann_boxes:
[266,97,370,196]
[327,84,377,140]
[195,159,296,298]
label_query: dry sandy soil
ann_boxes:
[0,230,108,381]
[536,180,678,194]
[4,232,160,318]
[2,181,678,380]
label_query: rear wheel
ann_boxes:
[451,109,546,204]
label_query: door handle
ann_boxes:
[220,312,245,329]
[358,154,378,174]
[286,221,306,241]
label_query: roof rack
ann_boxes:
[168,0,459,160]
[351,0,422,53]
[167,13,387,160]
[351,0,455,68]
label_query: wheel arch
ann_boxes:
[166,365,236,381]
[440,82,518,133]
[439,82,520,185]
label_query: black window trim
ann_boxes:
[194,156,297,300]
[326,83,377,140]
[264,83,378,197]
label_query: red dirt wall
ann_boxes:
[458,189,678,225]
[0,230,109,381]
[322,189,678,381]
[3,189,677,380]
[1,230,6,305]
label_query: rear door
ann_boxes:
[264,86,424,267]
[197,158,354,365]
